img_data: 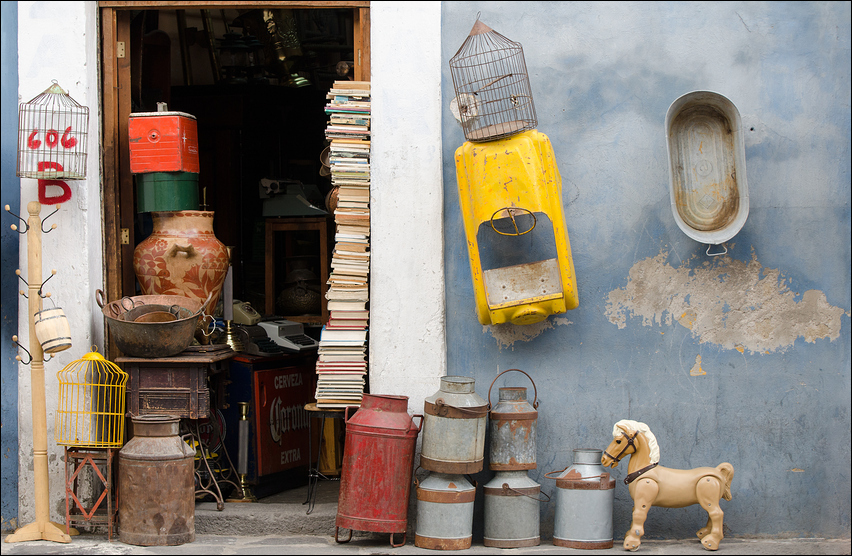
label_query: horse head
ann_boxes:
[601,422,637,468]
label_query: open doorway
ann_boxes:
[100,2,370,354]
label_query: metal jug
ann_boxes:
[414,471,476,550]
[545,448,615,549]
[483,470,545,547]
[118,415,195,546]
[335,394,423,548]
[421,376,487,474]
[487,369,538,470]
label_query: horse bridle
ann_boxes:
[604,429,639,464]
[604,429,659,485]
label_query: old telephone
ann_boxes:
[233,300,261,325]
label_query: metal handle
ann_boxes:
[434,398,486,416]
[544,467,569,480]
[706,243,727,256]
[501,482,551,503]
[409,414,424,433]
[487,368,538,410]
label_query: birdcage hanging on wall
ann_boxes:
[17,80,89,180]
[56,349,128,448]
[449,16,538,143]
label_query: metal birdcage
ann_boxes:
[56,349,128,448]
[449,17,538,143]
[17,80,89,180]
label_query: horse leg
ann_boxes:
[695,476,724,550]
[624,479,659,551]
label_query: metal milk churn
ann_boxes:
[483,470,545,547]
[118,415,196,546]
[414,472,476,550]
[487,369,538,470]
[335,394,423,548]
[545,448,616,549]
[421,376,488,473]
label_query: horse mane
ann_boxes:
[613,419,660,464]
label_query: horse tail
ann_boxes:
[717,462,734,501]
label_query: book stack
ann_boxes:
[317,81,371,410]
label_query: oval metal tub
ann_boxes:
[665,91,749,251]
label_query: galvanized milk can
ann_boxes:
[421,376,488,473]
[118,415,195,546]
[545,448,616,549]
[335,394,423,547]
[487,369,538,470]
[414,472,476,550]
[483,470,546,547]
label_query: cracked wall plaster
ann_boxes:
[487,316,573,350]
[605,250,849,354]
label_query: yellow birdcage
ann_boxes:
[56,348,128,448]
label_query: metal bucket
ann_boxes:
[95,289,210,358]
[488,369,538,470]
[118,415,195,546]
[335,394,423,547]
[414,472,476,550]
[545,448,615,549]
[483,470,544,548]
[421,376,488,474]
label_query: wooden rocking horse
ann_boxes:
[601,420,734,551]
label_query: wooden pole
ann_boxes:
[5,201,71,544]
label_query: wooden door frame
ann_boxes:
[99,1,369,356]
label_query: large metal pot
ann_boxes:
[95,289,211,358]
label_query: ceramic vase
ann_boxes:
[133,210,229,313]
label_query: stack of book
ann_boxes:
[316,81,371,409]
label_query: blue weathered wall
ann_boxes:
[442,1,850,540]
[1,0,20,532]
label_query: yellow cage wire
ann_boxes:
[55,348,128,448]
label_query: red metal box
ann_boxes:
[128,111,200,174]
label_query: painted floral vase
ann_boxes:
[133,211,229,313]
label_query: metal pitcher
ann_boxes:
[487,369,538,470]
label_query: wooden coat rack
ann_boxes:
[5,201,73,544]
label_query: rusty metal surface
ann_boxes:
[483,471,542,548]
[484,537,541,548]
[553,538,614,549]
[118,416,195,546]
[336,395,420,535]
[421,377,487,474]
[414,534,472,550]
[488,371,539,471]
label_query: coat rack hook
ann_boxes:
[16,269,29,289]
[37,270,57,298]
[12,336,32,365]
[41,203,61,234]
[5,205,29,234]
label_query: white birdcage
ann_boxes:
[17,80,89,180]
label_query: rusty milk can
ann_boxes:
[335,394,423,548]
[421,376,488,473]
[483,470,546,547]
[545,448,615,549]
[414,472,476,550]
[488,369,538,470]
[118,415,196,546]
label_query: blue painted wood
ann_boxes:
[1,0,20,533]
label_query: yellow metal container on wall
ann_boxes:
[454,129,578,325]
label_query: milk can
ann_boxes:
[414,472,476,550]
[545,448,615,549]
[335,394,423,547]
[421,376,487,473]
[487,369,538,470]
[483,470,546,547]
[118,415,195,546]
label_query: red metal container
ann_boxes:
[335,394,423,547]
[128,110,199,174]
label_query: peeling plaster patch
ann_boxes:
[689,354,706,376]
[487,316,573,349]
[605,250,848,354]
